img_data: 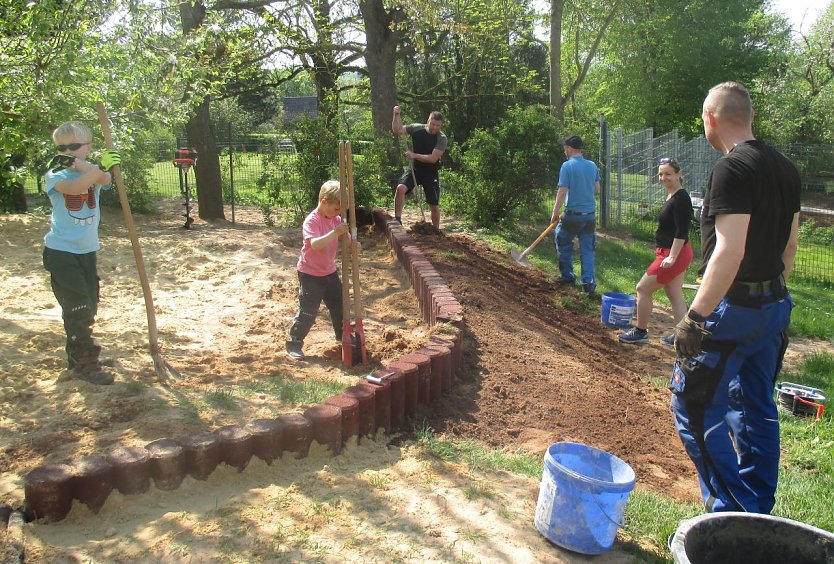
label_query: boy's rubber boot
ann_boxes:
[69,345,114,385]
[72,363,115,385]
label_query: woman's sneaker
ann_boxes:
[660,334,676,347]
[618,327,649,344]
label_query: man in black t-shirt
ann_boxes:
[670,82,801,514]
[392,106,448,229]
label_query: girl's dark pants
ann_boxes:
[288,271,344,345]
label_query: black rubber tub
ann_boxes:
[670,512,834,564]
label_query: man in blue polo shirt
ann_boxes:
[551,135,601,295]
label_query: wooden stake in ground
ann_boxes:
[96,102,179,383]
[345,141,367,365]
[338,141,353,367]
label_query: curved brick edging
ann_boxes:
[11,207,465,524]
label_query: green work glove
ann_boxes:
[98,149,122,172]
[47,154,76,173]
[674,311,711,358]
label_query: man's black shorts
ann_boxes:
[397,169,441,205]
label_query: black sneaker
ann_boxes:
[285,340,305,360]
[582,282,597,295]
[618,327,649,344]
[555,277,575,286]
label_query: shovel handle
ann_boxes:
[520,221,559,257]
[338,142,351,323]
[96,102,160,353]
[346,142,364,319]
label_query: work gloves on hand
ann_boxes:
[674,311,711,358]
[98,149,122,172]
[47,154,76,173]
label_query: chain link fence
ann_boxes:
[600,121,834,284]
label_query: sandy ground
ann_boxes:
[2,200,829,563]
[1,203,640,563]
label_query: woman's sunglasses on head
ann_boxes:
[659,157,678,165]
[56,142,90,151]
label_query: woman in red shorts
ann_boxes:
[619,157,693,345]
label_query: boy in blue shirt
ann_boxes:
[43,121,120,385]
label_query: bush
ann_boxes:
[349,139,391,208]
[450,105,563,226]
[798,218,834,246]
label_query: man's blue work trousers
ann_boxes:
[554,214,596,287]
[670,293,792,514]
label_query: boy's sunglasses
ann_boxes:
[56,142,90,151]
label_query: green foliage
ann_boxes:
[395,0,548,144]
[349,140,390,208]
[589,0,791,137]
[449,105,562,226]
[255,116,338,226]
[797,218,834,246]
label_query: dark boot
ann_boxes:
[68,345,113,385]
[72,362,114,385]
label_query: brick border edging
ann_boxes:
[6,208,465,524]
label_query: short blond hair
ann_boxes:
[706,82,753,125]
[52,121,93,143]
[319,180,341,203]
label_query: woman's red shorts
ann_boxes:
[646,242,693,285]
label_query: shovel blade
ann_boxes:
[342,321,354,367]
[354,319,368,365]
[510,248,532,267]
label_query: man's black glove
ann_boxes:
[47,154,76,173]
[98,149,122,172]
[674,310,711,358]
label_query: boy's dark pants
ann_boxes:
[43,247,100,368]
[288,271,343,345]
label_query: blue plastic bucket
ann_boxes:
[600,292,636,328]
[534,442,636,554]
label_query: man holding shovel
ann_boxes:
[551,135,601,296]
[392,106,447,229]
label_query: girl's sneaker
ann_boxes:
[660,334,676,347]
[618,327,649,344]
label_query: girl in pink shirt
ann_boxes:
[286,180,353,359]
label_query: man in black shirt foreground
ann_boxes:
[670,82,801,514]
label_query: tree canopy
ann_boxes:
[2,0,832,217]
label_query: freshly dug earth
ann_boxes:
[8,201,803,561]
[405,224,699,502]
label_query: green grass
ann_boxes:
[478,219,834,341]
[772,352,834,531]
[408,352,834,559]
[241,375,345,405]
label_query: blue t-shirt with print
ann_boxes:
[44,168,110,254]
[558,156,600,214]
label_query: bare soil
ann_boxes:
[2,203,826,562]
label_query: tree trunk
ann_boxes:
[359,0,401,185]
[549,0,565,122]
[360,0,399,138]
[186,98,225,221]
[179,0,225,221]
